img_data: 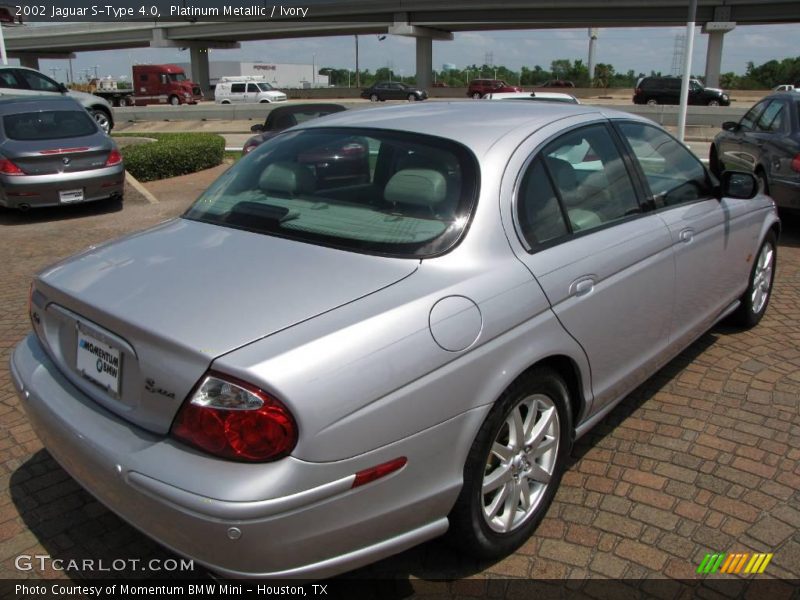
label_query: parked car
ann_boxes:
[467,79,521,99]
[541,80,575,88]
[242,103,348,154]
[360,81,427,102]
[484,91,580,104]
[633,76,730,106]
[12,101,778,579]
[710,92,800,210]
[0,96,124,210]
[0,66,114,133]
[214,76,287,104]
[773,84,796,92]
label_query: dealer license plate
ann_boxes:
[59,189,84,204]
[76,327,122,394]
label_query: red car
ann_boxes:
[467,79,521,99]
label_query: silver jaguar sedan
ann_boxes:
[11,102,779,579]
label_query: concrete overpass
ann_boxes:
[5,0,799,91]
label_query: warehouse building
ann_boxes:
[176,61,329,90]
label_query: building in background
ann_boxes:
[175,61,329,90]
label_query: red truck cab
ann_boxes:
[132,64,202,106]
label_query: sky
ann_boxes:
[30,23,798,84]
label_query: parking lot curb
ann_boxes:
[125,171,160,204]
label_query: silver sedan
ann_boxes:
[11,101,779,578]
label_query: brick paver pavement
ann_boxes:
[1,168,798,592]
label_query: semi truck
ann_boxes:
[87,65,203,107]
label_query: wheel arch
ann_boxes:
[510,355,586,435]
[89,105,114,130]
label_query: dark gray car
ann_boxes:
[710,92,800,211]
[0,96,124,210]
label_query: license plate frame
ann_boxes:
[76,325,122,395]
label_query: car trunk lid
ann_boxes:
[32,218,418,434]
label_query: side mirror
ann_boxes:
[58,83,68,94]
[250,124,264,133]
[719,171,758,200]
[721,121,739,132]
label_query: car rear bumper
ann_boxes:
[771,177,800,210]
[0,164,124,209]
[11,333,477,578]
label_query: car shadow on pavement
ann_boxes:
[0,327,751,592]
[777,209,800,248]
[8,449,213,581]
[0,198,123,227]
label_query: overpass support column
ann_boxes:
[702,17,735,89]
[190,46,210,97]
[19,55,40,70]
[388,16,452,91]
[416,37,433,90]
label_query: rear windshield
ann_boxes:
[184,128,479,258]
[2,109,98,140]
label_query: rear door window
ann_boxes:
[16,70,61,93]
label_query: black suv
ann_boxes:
[633,76,730,106]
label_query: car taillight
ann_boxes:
[791,153,800,173]
[105,149,122,167]
[171,372,297,462]
[0,157,25,175]
[634,88,642,95]
[242,141,258,154]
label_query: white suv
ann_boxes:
[0,66,114,133]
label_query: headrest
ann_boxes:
[258,162,315,195]
[384,169,447,207]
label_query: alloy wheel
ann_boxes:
[481,394,559,533]
[751,243,774,315]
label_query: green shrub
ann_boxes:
[116,133,225,182]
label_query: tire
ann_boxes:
[756,170,770,196]
[447,366,572,559]
[370,94,379,102]
[709,146,721,178]
[472,92,482,99]
[728,232,777,328]
[169,95,180,106]
[407,94,416,102]
[118,96,130,107]
[90,109,111,134]
[646,98,658,106]
[707,99,721,107]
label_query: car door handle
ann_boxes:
[569,277,595,297]
[679,228,694,243]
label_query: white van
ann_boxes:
[214,76,287,104]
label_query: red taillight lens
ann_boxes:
[791,153,800,173]
[105,149,122,167]
[0,157,25,175]
[171,372,297,462]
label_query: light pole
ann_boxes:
[354,35,360,88]
[312,53,316,86]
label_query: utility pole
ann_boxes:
[677,0,697,142]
